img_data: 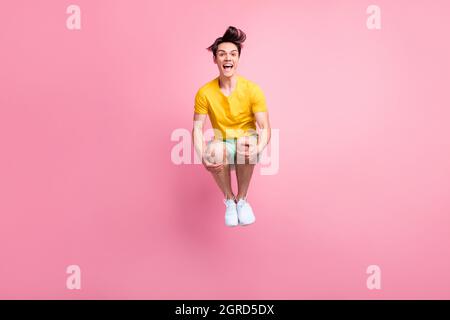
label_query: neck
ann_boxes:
[218,74,238,90]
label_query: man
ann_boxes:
[192,26,271,227]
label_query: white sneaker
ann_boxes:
[237,198,256,226]
[224,199,238,227]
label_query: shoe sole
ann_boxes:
[225,219,239,227]
[238,220,255,226]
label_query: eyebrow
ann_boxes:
[217,50,238,53]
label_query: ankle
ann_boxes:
[225,194,236,201]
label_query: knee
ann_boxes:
[209,163,230,175]
[215,143,228,164]
[205,141,227,164]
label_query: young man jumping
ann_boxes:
[192,26,271,227]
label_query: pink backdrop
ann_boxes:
[1,0,450,299]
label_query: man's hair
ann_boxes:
[207,26,246,57]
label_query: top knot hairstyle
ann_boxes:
[207,26,247,57]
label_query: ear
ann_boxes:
[213,55,217,64]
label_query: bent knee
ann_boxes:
[207,141,228,162]
[210,163,230,174]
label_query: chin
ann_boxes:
[222,71,235,77]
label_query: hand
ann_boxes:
[202,156,224,173]
[202,141,225,173]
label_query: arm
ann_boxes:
[192,112,208,161]
[254,111,271,154]
[192,112,223,172]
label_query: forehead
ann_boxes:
[217,42,238,52]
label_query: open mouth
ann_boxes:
[223,64,233,71]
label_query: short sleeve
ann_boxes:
[194,89,209,114]
[251,84,268,113]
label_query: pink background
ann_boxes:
[1,0,450,299]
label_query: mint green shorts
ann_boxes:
[206,134,260,171]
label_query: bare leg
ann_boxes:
[207,143,235,200]
[235,135,257,200]
[210,165,235,200]
[235,163,255,200]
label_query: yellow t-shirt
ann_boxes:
[194,75,268,140]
